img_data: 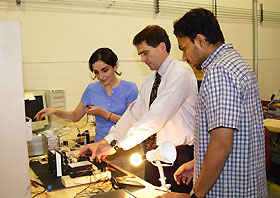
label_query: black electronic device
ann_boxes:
[48,150,68,177]
[67,161,94,178]
[77,149,92,162]
[92,158,109,172]
[78,156,108,172]
[48,150,95,178]
[76,130,90,145]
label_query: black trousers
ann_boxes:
[144,144,194,193]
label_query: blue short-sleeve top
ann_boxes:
[81,80,138,142]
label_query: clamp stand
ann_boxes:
[152,160,172,192]
[77,130,90,145]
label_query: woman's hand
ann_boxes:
[34,108,57,121]
[85,106,105,117]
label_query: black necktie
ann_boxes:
[145,72,161,151]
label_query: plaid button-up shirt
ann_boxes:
[194,43,267,197]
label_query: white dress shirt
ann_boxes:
[105,55,197,150]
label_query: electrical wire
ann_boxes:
[30,179,47,198]
[31,189,47,198]
[74,179,113,198]
[73,113,89,133]
[72,161,116,197]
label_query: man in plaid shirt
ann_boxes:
[158,8,267,198]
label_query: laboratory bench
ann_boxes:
[29,122,164,198]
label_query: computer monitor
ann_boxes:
[24,90,49,132]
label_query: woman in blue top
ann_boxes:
[35,48,138,142]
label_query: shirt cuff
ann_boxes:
[104,134,116,146]
[104,134,133,151]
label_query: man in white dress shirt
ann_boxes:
[79,25,197,193]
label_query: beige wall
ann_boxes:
[258,26,280,100]
[0,0,279,110]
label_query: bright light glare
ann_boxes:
[130,153,143,166]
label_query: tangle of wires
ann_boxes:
[72,162,114,198]
[74,179,113,198]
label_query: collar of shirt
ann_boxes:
[157,55,174,76]
[201,43,234,72]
